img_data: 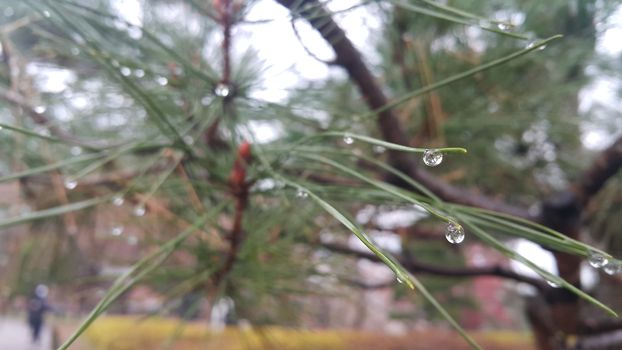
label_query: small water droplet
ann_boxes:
[43,10,51,18]
[34,106,46,114]
[373,145,386,154]
[134,69,145,78]
[296,189,309,199]
[445,222,465,244]
[396,276,404,284]
[111,59,120,67]
[133,205,146,217]
[547,280,561,288]
[603,262,621,275]
[497,23,511,31]
[120,67,132,76]
[588,252,608,268]
[201,96,212,106]
[70,146,82,156]
[478,19,491,28]
[64,178,77,190]
[70,47,80,56]
[343,134,354,145]
[526,41,546,51]
[214,83,230,97]
[183,135,194,145]
[422,149,443,167]
[4,7,14,17]
[112,195,124,206]
[156,76,168,86]
[127,26,143,40]
[111,226,124,236]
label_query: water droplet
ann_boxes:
[396,276,404,284]
[70,146,82,156]
[127,26,143,40]
[64,178,77,190]
[373,145,386,154]
[111,226,124,236]
[112,195,124,206]
[133,205,146,217]
[445,222,465,244]
[43,10,51,18]
[478,19,491,28]
[70,47,80,56]
[0,125,4,130]
[296,189,309,199]
[497,23,511,31]
[214,83,230,97]
[201,96,212,106]
[134,69,145,78]
[34,106,46,114]
[422,149,443,167]
[588,252,608,268]
[183,135,194,145]
[4,7,14,17]
[603,262,621,275]
[526,41,546,51]
[343,134,354,145]
[120,67,132,76]
[546,280,561,288]
[156,76,168,86]
[111,59,120,67]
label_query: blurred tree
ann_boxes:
[1,0,622,349]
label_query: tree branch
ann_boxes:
[573,135,622,207]
[275,0,531,219]
[320,242,548,291]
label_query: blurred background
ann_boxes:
[1,0,621,349]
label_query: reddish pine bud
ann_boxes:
[238,141,251,161]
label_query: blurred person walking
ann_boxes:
[26,284,51,343]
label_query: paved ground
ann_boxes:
[0,317,52,350]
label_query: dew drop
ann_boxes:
[497,23,511,31]
[34,106,47,114]
[396,276,404,284]
[343,134,354,145]
[120,67,132,76]
[4,7,14,17]
[64,178,77,190]
[526,41,546,51]
[445,222,465,244]
[603,262,621,275]
[134,69,145,78]
[296,189,309,199]
[156,76,168,86]
[70,47,80,56]
[110,226,124,236]
[546,280,561,288]
[373,145,386,154]
[111,59,120,67]
[112,194,124,206]
[43,10,51,18]
[588,252,608,268]
[214,83,231,97]
[201,96,212,106]
[183,135,194,145]
[133,205,146,217]
[478,19,491,28]
[422,149,443,167]
[70,146,82,156]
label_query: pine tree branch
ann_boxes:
[275,0,531,219]
[320,242,548,291]
[573,135,622,207]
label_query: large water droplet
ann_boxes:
[111,226,124,236]
[422,149,443,167]
[445,222,465,244]
[603,262,620,275]
[296,189,309,199]
[112,194,124,206]
[588,252,608,268]
[214,83,231,97]
[156,76,168,86]
[64,178,77,190]
[343,134,354,145]
[134,69,145,78]
[133,205,146,217]
[120,67,132,76]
